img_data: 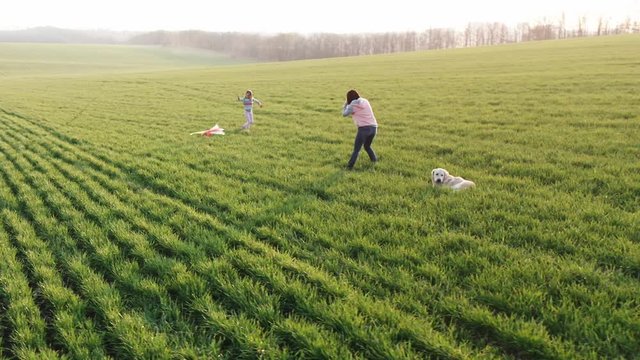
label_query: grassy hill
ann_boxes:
[0,36,638,359]
[0,42,253,77]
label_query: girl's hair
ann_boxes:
[246,90,253,97]
[346,89,360,104]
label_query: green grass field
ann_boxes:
[0,37,638,359]
[0,42,253,77]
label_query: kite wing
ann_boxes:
[190,124,225,136]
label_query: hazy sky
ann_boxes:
[2,0,639,33]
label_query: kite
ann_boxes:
[190,124,225,136]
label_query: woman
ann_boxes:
[342,89,378,169]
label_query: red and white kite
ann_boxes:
[190,124,225,136]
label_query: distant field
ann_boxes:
[0,42,253,77]
[0,35,638,359]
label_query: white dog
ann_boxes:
[431,168,475,190]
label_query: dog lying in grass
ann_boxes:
[431,168,475,190]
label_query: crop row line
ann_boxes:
[2,112,593,358]
[0,219,59,358]
[1,110,476,358]
[12,106,636,358]
[0,130,311,358]
[1,207,109,359]
[0,137,208,358]
[2,111,468,358]
[1,106,592,358]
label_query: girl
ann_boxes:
[342,89,378,169]
[238,90,262,129]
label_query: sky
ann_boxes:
[1,0,639,34]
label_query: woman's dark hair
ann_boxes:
[346,89,360,105]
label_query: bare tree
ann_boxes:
[403,32,417,52]
[463,23,470,47]
[478,24,489,45]
[617,17,632,34]
[516,22,530,42]
[558,12,566,39]
[577,16,587,37]
[596,17,610,36]
[488,22,498,44]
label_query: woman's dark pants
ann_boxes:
[347,126,377,168]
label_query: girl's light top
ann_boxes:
[240,96,262,111]
[342,98,378,127]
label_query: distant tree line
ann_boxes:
[129,17,640,61]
